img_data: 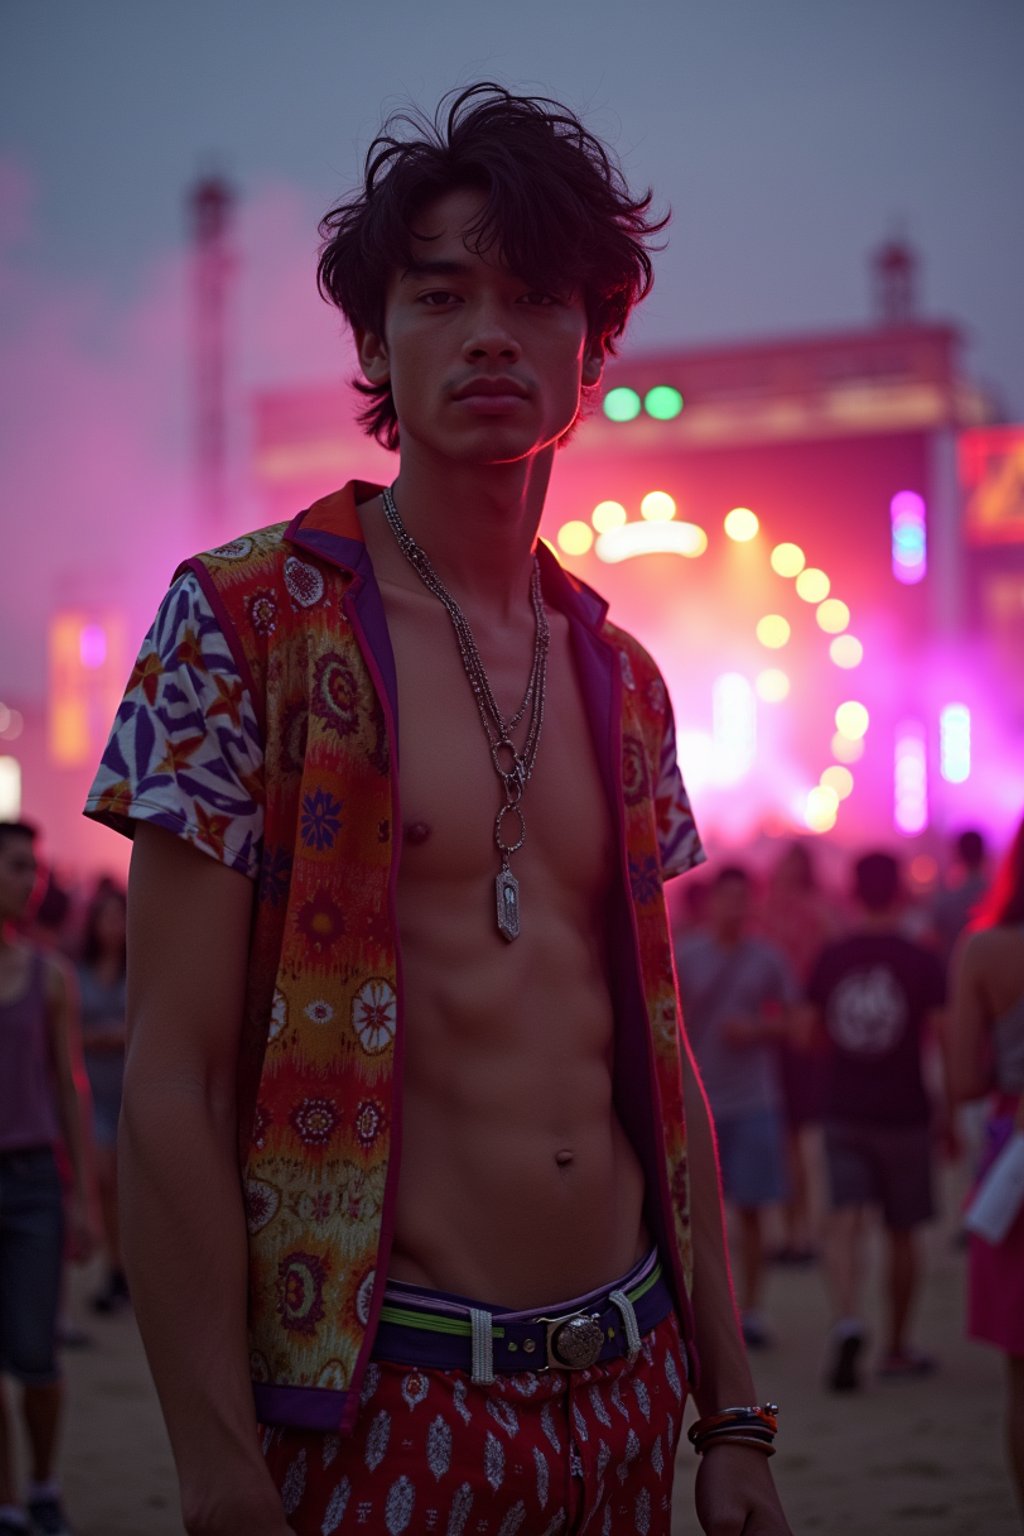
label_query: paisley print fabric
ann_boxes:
[85,571,264,877]
[261,1312,687,1535]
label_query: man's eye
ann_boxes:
[521,291,558,306]
[419,290,459,306]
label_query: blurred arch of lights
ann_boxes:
[640,490,677,522]
[770,542,805,577]
[756,614,791,649]
[835,700,869,740]
[644,385,684,420]
[894,721,929,834]
[829,634,863,669]
[595,520,707,562]
[820,764,854,801]
[939,703,971,783]
[805,784,839,834]
[556,520,594,557]
[602,387,641,422]
[832,731,865,764]
[755,668,790,703]
[816,598,850,634]
[724,507,759,542]
[796,567,830,603]
[0,757,21,819]
[591,500,627,533]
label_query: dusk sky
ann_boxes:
[2,0,1023,692]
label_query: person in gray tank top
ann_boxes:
[0,822,97,1536]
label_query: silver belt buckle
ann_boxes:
[545,1310,604,1370]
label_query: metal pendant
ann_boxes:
[496,868,521,942]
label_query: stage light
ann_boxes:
[829,634,863,669]
[820,764,854,800]
[805,785,839,834]
[595,521,707,563]
[771,542,805,577]
[756,669,790,702]
[557,520,594,557]
[713,673,756,783]
[603,387,641,422]
[894,721,928,835]
[835,700,869,739]
[796,567,830,603]
[756,615,791,649]
[816,599,850,634]
[831,731,864,764]
[891,490,927,584]
[939,703,971,783]
[79,624,108,668]
[724,507,759,542]
[591,500,627,533]
[644,385,684,420]
[640,490,676,522]
[677,729,715,792]
[0,707,23,742]
[0,757,21,820]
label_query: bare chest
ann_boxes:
[383,591,614,902]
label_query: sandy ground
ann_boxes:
[5,1162,1020,1535]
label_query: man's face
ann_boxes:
[709,876,750,933]
[0,834,37,924]
[357,186,604,465]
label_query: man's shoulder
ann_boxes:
[184,521,292,580]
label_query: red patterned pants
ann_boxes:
[262,1311,687,1534]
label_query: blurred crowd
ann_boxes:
[1,813,1022,1528]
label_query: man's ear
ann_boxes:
[581,339,605,390]
[355,327,390,386]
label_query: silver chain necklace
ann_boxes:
[381,484,549,941]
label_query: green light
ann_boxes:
[644,385,684,421]
[603,387,642,423]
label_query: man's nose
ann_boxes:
[462,300,521,361]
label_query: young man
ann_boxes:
[804,852,946,1392]
[674,867,798,1350]
[86,86,792,1535]
[0,823,96,1536]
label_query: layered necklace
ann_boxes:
[381,484,549,942]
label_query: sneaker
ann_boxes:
[26,1497,74,1536]
[827,1328,864,1392]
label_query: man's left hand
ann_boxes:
[694,1443,793,1535]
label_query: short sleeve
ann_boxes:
[653,692,706,880]
[84,571,264,878]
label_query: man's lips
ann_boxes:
[451,377,530,401]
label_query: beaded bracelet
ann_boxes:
[688,1403,779,1456]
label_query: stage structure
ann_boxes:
[250,247,1018,862]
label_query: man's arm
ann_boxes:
[122,823,291,1536]
[945,931,994,1103]
[681,1031,792,1536]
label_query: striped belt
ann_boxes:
[372,1250,676,1383]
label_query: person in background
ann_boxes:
[947,810,1024,1521]
[0,822,96,1536]
[803,851,946,1393]
[74,880,129,1314]
[755,841,836,1265]
[929,827,990,969]
[675,865,799,1349]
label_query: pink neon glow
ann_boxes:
[894,724,928,835]
[79,624,107,669]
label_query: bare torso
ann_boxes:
[364,506,648,1308]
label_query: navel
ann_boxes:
[555,1149,575,1169]
[404,820,432,846]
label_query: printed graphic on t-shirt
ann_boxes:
[826,966,907,1056]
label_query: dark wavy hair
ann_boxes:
[79,878,127,974]
[317,82,668,450]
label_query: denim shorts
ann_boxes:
[0,1146,64,1384]
[714,1108,789,1208]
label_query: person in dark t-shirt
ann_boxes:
[803,851,946,1392]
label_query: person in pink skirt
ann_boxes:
[949,809,1024,1521]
